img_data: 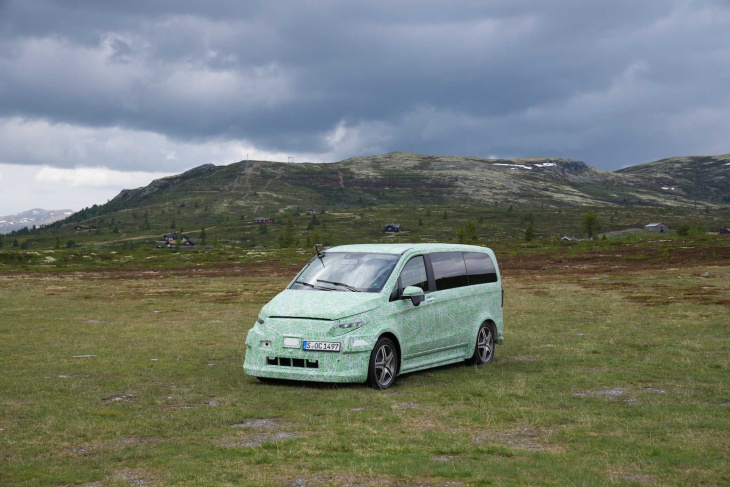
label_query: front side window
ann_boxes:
[400,256,428,291]
[431,252,468,291]
[464,252,498,284]
[290,252,400,293]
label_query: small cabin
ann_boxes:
[383,223,402,233]
[560,236,581,242]
[163,232,189,242]
[719,227,730,235]
[645,223,669,233]
[73,225,89,231]
[254,217,275,224]
[305,209,319,215]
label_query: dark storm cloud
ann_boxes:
[1,0,730,170]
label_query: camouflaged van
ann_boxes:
[244,243,503,389]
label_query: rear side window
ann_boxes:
[431,252,468,291]
[464,252,498,284]
[401,256,428,291]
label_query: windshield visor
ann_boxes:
[290,252,400,293]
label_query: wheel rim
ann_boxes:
[477,328,493,362]
[374,344,396,387]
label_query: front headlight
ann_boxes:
[331,320,365,336]
[338,320,363,330]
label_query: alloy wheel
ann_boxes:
[374,343,396,387]
[477,327,493,363]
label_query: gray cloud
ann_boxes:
[0,0,729,171]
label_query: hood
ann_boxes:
[261,289,383,321]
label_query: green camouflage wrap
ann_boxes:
[244,244,503,383]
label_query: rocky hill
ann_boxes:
[616,154,730,204]
[7,152,729,250]
[97,151,728,217]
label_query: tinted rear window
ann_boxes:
[464,252,498,284]
[431,252,468,291]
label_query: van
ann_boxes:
[244,243,503,389]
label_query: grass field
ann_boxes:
[1,242,729,486]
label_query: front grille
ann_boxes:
[267,357,319,369]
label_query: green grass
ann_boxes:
[1,247,729,485]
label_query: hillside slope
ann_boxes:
[103,151,723,219]
[8,152,729,250]
[617,154,730,204]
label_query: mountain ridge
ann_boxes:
[0,208,75,234]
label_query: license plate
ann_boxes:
[302,341,341,352]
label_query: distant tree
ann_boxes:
[200,227,207,245]
[508,205,514,212]
[525,223,535,242]
[305,235,313,247]
[442,211,449,220]
[278,218,296,248]
[691,220,708,237]
[212,235,219,247]
[0,234,4,248]
[583,211,601,239]
[174,237,181,251]
[54,236,61,250]
[113,226,119,233]
[66,240,76,248]
[426,208,431,217]
[259,224,268,235]
[457,221,478,244]
[418,218,423,226]
[171,219,176,229]
[676,223,691,236]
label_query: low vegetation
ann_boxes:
[1,237,728,485]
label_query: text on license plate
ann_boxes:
[302,341,341,352]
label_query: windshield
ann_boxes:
[290,252,400,293]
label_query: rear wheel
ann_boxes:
[367,337,398,389]
[467,323,495,365]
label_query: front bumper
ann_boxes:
[243,325,372,383]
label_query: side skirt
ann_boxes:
[400,344,468,374]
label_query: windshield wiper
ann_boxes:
[316,279,361,292]
[294,280,334,291]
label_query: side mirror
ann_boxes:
[401,286,425,306]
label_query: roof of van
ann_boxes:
[325,243,494,255]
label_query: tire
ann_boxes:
[467,323,495,365]
[367,337,398,389]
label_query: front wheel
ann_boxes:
[367,337,398,389]
[467,323,495,365]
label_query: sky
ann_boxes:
[1,0,729,214]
